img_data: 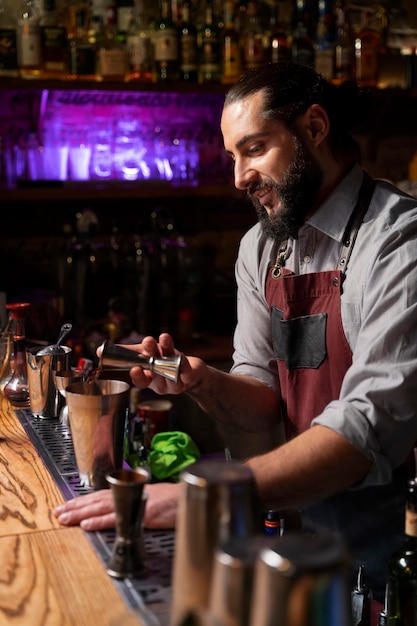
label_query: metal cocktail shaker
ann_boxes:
[208,535,277,626]
[248,532,353,626]
[26,345,72,418]
[170,459,261,626]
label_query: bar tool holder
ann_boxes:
[99,340,182,383]
[106,467,150,579]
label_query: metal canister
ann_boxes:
[248,532,354,626]
[170,459,261,626]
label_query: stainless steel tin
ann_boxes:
[248,532,353,626]
[170,459,260,626]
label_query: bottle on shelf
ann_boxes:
[334,0,355,84]
[290,0,315,68]
[171,0,181,25]
[39,0,69,79]
[4,302,30,409]
[116,0,134,44]
[154,0,180,82]
[179,0,198,82]
[96,3,128,81]
[126,0,153,82]
[0,0,19,78]
[88,0,105,47]
[291,0,316,39]
[269,0,290,64]
[198,0,221,83]
[241,0,265,72]
[68,7,97,81]
[354,8,381,87]
[387,477,417,624]
[16,0,42,79]
[221,0,242,84]
[314,0,335,80]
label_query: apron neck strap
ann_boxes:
[336,172,375,275]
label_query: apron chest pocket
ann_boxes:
[271,306,327,369]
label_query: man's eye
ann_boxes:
[249,144,263,155]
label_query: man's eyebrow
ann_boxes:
[235,132,268,150]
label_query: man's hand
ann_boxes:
[98,333,205,397]
[53,482,181,531]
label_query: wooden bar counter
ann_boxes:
[0,394,147,626]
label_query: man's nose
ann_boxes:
[233,159,257,191]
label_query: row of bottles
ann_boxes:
[0,0,414,87]
[350,469,417,625]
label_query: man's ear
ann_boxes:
[303,104,330,147]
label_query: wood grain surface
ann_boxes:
[0,395,143,625]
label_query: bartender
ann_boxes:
[54,61,417,602]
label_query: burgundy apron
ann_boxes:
[266,173,375,439]
[264,173,408,601]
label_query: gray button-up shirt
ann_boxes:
[231,163,417,489]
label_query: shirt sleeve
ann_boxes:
[230,224,280,395]
[312,186,417,488]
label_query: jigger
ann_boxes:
[99,340,182,383]
[106,467,150,579]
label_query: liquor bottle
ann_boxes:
[290,0,316,40]
[351,564,372,626]
[314,0,335,79]
[0,0,18,77]
[68,8,97,80]
[334,0,355,84]
[269,0,290,64]
[354,9,381,87]
[198,0,221,83]
[4,302,30,409]
[126,0,153,82]
[39,0,69,79]
[96,3,128,81]
[116,0,134,44]
[221,0,241,84]
[291,21,315,67]
[89,1,105,47]
[377,584,388,626]
[16,0,42,79]
[387,478,417,625]
[264,510,282,536]
[154,0,179,82]
[241,0,265,72]
[290,0,315,67]
[179,0,198,82]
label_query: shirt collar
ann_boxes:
[303,164,365,243]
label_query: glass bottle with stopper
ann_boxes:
[387,461,417,624]
[4,302,30,408]
[98,340,182,383]
[0,310,13,392]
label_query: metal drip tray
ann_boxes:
[16,409,173,624]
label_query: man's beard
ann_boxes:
[249,135,324,244]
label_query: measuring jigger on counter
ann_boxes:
[106,468,150,579]
[99,340,182,383]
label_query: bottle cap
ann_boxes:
[6,302,30,319]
